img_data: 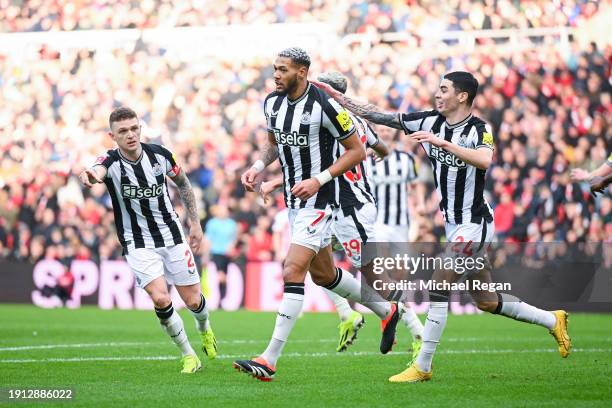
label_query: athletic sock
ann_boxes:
[324,267,391,320]
[324,288,354,321]
[415,292,449,372]
[189,293,211,332]
[402,305,424,340]
[261,282,304,367]
[494,293,556,330]
[155,303,195,356]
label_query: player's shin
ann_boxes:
[402,306,424,340]
[492,293,556,329]
[324,267,391,319]
[261,282,305,366]
[155,303,196,356]
[189,293,210,331]
[324,288,354,321]
[415,291,449,373]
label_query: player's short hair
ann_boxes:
[317,71,348,94]
[109,106,138,129]
[277,47,311,68]
[444,71,479,106]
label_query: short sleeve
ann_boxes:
[159,145,181,177]
[398,110,439,134]
[92,151,115,178]
[264,92,278,132]
[321,97,356,141]
[365,122,380,148]
[474,123,495,151]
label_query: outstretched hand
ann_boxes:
[311,80,344,103]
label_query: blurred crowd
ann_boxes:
[0,0,335,31]
[0,0,600,33]
[344,0,601,35]
[0,4,610,268]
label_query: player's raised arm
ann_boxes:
[312,79,403,130]
[170,168,204,254]
[79,155,110,188]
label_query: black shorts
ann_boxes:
[211,254,230,273]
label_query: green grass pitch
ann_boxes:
[1,305,611,407]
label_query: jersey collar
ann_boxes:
[445,114,472,130]
[118,147,143,165]
[287,82,311,106]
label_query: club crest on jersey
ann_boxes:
[273,129,309,147]
[457,134,469,147]
[430,145,466,168]
[300,112,311,125]
[152,163,164,176]
[121,183,164,199]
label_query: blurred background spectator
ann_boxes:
[0,0,610,268]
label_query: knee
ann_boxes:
[311,272,334,287]
[185,295,202,311]
[476,300,498,313]
[151,293,171,309]
[283,259,307,283]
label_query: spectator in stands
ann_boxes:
[204,205,238,301]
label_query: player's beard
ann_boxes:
[283,74,299,96]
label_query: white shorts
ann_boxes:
[288,206,335,253]
[444,219,495,274]
[331,202,377,267]
[125,243,200,289]
[445,219,495,244]
[372,223,410,243]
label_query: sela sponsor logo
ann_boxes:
[429,145,466,168]
[121,183,164,199]
[273,129,309,147]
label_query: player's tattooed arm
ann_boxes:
[172,171,200,227]
[261,132,279,166]
[312,80,402,130]
[339,96,403,130]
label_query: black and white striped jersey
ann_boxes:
[335,114,378,210]
[398,110,494,225]
[94,143,185,253]
[369,150,418,226]
[265,83,356,210]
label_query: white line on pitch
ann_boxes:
[3,337,611,352]
[0,337,534,352]
[1,348,611,364]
